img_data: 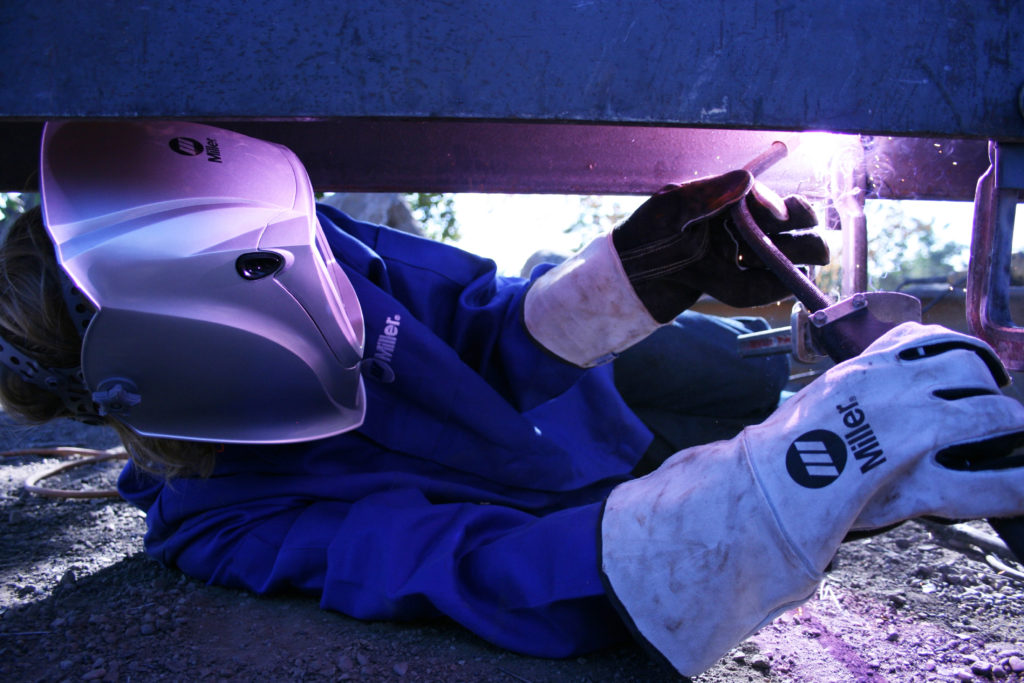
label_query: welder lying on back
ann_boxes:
[3,121,1023,677]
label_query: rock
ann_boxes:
[749,655,771,672]
[970,661,993,677]
[1008,656,1024,673]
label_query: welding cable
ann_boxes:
[0,446,128,499]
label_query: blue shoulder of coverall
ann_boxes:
[314,204,599,409]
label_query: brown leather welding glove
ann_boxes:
[612,170,829,323]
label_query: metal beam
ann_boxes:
[0,120,992,199]
[2,1,1022,140]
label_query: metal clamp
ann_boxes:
[967,142,1024,370]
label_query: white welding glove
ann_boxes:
[601,322,1024,677]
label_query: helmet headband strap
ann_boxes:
[0,265,100,423]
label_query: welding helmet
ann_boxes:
[38,120,366,443]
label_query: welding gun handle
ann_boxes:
[728,200,833,313]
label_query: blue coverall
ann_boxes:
[118,205,787,657]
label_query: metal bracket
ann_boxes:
[806,292,922,362]
[967,142,1024,370]
[738,293,922,362]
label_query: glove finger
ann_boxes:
[748,180,788,221]
[766,231,830,267]
[896,345,1005,396]
[876,323,1012,387]
[729,230,829,271]
[780,196,819,230]
[934,429,1024,473]
[926,421,1024,520]
[745,189,819,233]
[855,401,1024,528]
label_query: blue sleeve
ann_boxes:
[122,465,627,657]
[316,205,587,411]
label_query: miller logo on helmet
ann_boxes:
[169,137,204,156]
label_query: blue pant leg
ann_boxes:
[614,311,789,471]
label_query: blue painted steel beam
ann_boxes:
[3,0,1022,139]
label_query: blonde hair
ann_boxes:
[0,207,215,477]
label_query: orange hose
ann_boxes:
[1,447,128,499]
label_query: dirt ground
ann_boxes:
[3,412,1024,683]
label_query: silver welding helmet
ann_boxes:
[40,120,366,443]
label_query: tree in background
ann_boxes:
[404,193,460,243]
[865,202,969,289]
[799,200,970,297]
[0,193,39,239]
[564,195,633,251]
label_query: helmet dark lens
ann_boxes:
[236,252,284,280]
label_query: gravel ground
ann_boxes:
[2,412,1024,683]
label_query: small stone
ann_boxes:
[923,661,936,672]
[81,669,106,681]
[356,652,369,666]
[1008,656,1024,673]
[393,662,409,676]
[971,661,993,677]
[749,655,771,671]
[953,670,974,681]
[886,630,900,642]
[337,655,354,671]
[139,623,155,636]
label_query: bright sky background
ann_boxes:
[452,193,641,277]
[451,193,1022,279]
